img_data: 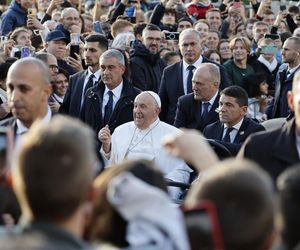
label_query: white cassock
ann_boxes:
[102,119,192,190]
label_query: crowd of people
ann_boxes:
[0,0,300,248]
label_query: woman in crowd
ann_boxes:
[218,39,232,63]
[48,68,69,113]
[223,36,255,88]
[204,49,222,64]
[245,73,269,123]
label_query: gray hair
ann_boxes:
[61,7,79,18]
[179,28,202,43]
[100,49,125,66]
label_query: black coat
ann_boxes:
[238,119,300,181]
[60,70,95,118]
[80,77,141,134]
[174,92,220,131]
[268,64,300,118]
[203,117,265,155]
[159,57,231,125]
[130,40,166,92]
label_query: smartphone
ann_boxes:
[21,47,30,58]
[233,0,241,8]
[70,44,80,59]
[11,47,21,59]
[261,45,278,55]
[27,8,37,15]
[93,21,103,34]
[280,5,286,11]
[70,33,80,45]
[125,6,135,17]
[183,201,224,250]
[0,36,7,51]
[165,32,180,40]
[264,34,280,40]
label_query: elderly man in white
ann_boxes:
[99,91,192,197]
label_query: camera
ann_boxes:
[165,32,179,40]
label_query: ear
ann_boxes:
[241,105,248,115]
[43,84,52,100]
[287,90,295,112]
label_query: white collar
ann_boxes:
[87,68,101,81]
[104,81,123,99]
[257,55,278,72]
[16,106,52,135]
[53,93,64,103]
[288,64,300,75]
[135,118,160,133]
[224,117,244,131]
[182,55,203,70]
[207,90,219,106]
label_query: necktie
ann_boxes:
[222,127,234,143]
[187,65,195,93]
[104,91,113,125]
[201,102,210,121]
[286,70,291,79]
[84,74,95,95]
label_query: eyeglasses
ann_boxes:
[49,64,59,73]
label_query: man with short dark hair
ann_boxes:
[270,37,300,118]
[130,24,166,92]
[0,115,96,249]
[60,34,108,117]
[204,86,264,155]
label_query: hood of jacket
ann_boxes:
[130,40,160,65]
[10,0,27,15]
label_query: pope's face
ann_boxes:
[133,93,160,130]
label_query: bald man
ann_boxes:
[55,7,80,43]
[174,63,220,132]
[0,58,52,135]
[99,91,192,197]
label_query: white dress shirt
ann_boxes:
[81,68,101,106]
[182,56,203,94]
[222,118,244,143]
[101,81,123,118]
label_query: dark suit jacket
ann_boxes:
[80,77,141,134]
[269,64,300,118]
[203,117,265,155]
[60,70,97,118]
[174,92,220,132]
[238,119,300,181]
[159,57,231,125]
